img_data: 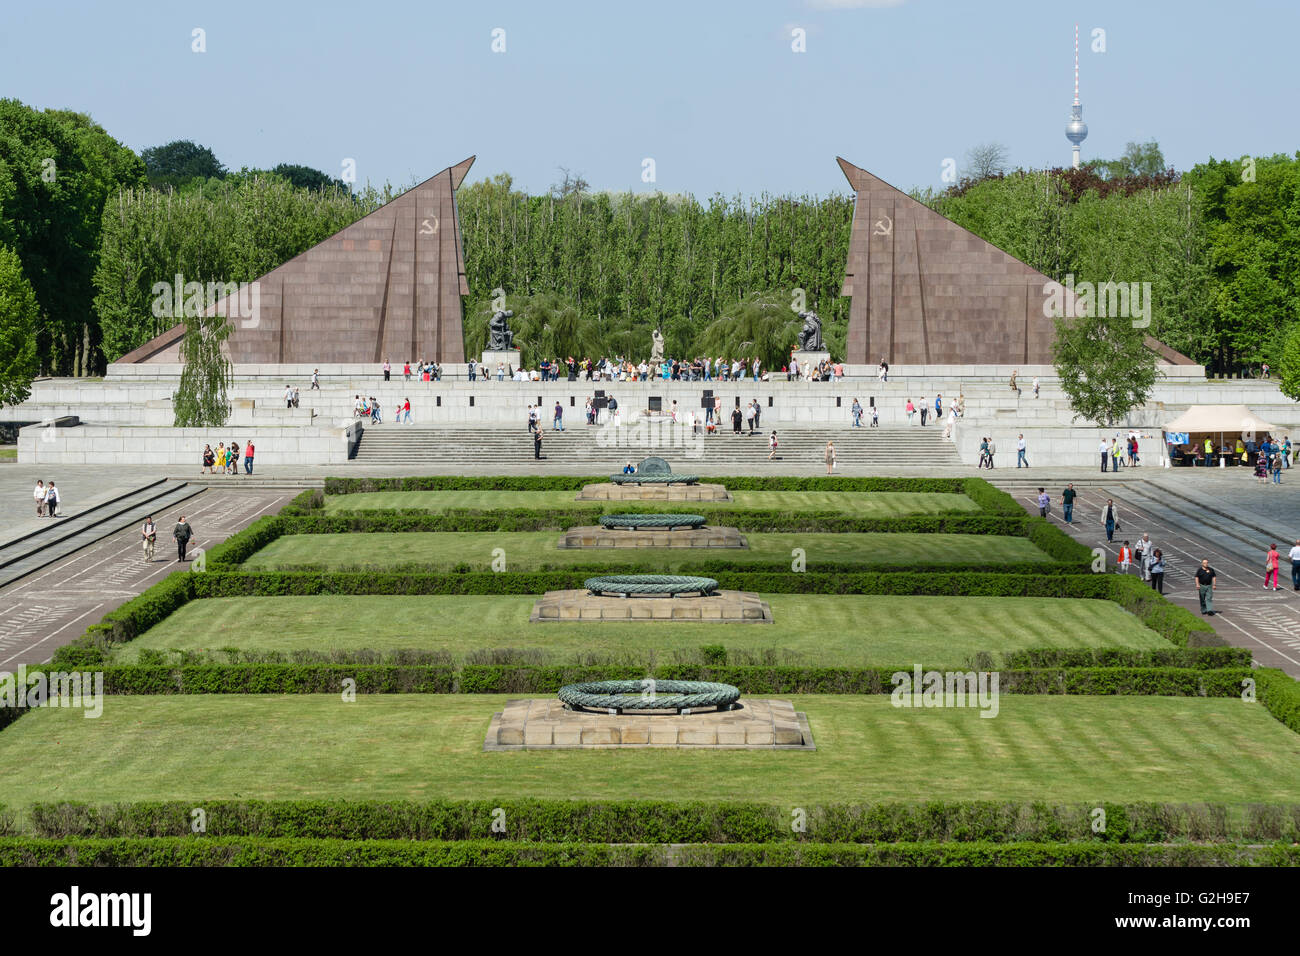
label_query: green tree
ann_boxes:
[1094,140,1167,180]
[1279,322,1300,402]
[0,244,40,406]
[268,163,348,193]
[141,140,226,188]
[173,311,232,427]
[1053,312,1159,425]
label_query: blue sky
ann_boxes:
[4,0,1296,198]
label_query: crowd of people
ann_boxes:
[201,440,255,474]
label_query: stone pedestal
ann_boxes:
[559,526,747,549]
[480,350,520,372]
[792,350,830,369]
[576,482,731,502]
[484,698,814,750]
[531,589,772,622]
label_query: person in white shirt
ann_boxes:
[1135,533,1154,581]
[34,480,46,517]
[45,481,60,518]
[1099,438,1110,472]
[141,516,157,561]
[1289,539,1300,591]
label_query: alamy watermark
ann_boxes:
[1042,274,1151,328]
[890,665,1000,718]
[151,274,260,328]
[1,665,104,718]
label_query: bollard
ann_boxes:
[1219,455,1225,469]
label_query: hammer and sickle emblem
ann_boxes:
[872,215,892,236]
[420,217,439,235]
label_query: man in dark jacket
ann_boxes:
[174,515,193,562]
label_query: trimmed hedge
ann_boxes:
[1,837,1294,867]
[1257,668,1300,735]
[323,476,979,494]
[26,799,1300,843]
[29,663,1250,697]
[1000,646,1251,669]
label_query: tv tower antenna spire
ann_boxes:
[1065,23,1088,169]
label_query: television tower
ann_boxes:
[1065,23,1088,169]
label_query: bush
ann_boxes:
[323,476,979,494]
[1257,668,1300,734]
[25,799,1300,843]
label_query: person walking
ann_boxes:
[1266,543,1281,591]
[1289,539,1300,591]
[978,437,990,469]
[1135,533,1154,581]
[745,401,755,435]
[1148,550,1166,594]
[202,443,215,474]
[311,368,319,390]
[1016,434,1028,468]
[768,430,779,461]
[919,399,928,426]
[403,361,412,382]
[935,394,943,419]
[1117,540,1133,574]
[943,406,957,438]
[851,398,863,427]
[1037,487,1049,518]
[825,441,836,474]
[1032,376,1040,399]
[34,479,45,517]
[1271,451,1283,484]
[141,515,157,562]
[243,440,255,474]
[383,360,391,381]
[1061,483,1076,524]
[986,438,997,469]
[44,480,59,518]
[1009,369,1019,395]
[1099,438,1109,473]
[870,405,879,427]
[1101,499,1119,543]
[1195,559,1217,615]
[905,398,915,424]
[533,429,543,460]
[173,514,193,563]
[731,405,743,434]
[553,401,564,431]
[402,399,412,424]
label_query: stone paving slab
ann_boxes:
[575,482,733,501]
[530,589,773,622]
[558,526,747,549]
[484,698,814,750]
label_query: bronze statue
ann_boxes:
[488,309,515,350]
[796,311,823,351]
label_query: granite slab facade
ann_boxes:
[117,157,476,366]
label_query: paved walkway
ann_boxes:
[0,488,290,668]
[994,471,1300,676]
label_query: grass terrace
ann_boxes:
[114,594,1171,668]
[240,531,1053,571]
[319,489,981,515]
[0,695,1296,808]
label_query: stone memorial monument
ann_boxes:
[792,310,830,370]
[650,327,664,364]
[482,309,519,370]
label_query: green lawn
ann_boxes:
[0,447,16,461]
[0,695,1296,813]
[242,531,1048,571]
[116,595,1169,668]
[321,490,980,515]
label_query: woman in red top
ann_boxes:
[1266,543,1281,590]
[403,361,411,381]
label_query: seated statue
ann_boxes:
[488,309,515,350]
[796,311,823,351]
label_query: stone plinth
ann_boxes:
[792,349,831,369]
[576,482,731,502]
[484,698,814,750]
[480,350,520,371]
[558,526,747,549]
[530,589,772,622]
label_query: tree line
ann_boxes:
[3,93,1300,409]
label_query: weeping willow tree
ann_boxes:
[173,313,232,426]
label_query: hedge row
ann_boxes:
[1257,667,1300,735]
[277,510,1030,537]
[999,646,1251,670]
[2,837,1295,867]
[27,799,1300,843]
[19,664,1254,697]
[322,476,978,494]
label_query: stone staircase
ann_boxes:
[352,424,965,468]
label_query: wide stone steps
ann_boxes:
[352,426,964,467]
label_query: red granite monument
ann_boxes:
[836,156,1192,367]
[118,156,475,365]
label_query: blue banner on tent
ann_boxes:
[1166,432,1189,445]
